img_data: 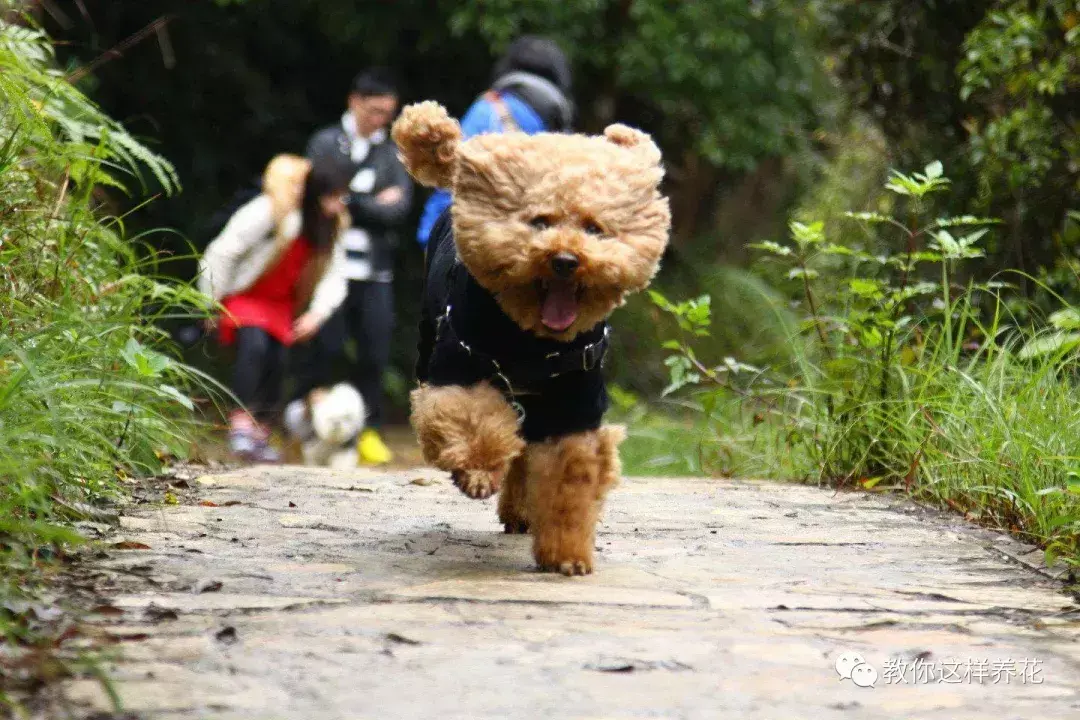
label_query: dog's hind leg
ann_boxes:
[410,382,525,499]
[525,425,625,575]
[498,456,529,533]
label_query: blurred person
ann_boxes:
[199,155,352,462]
[298,67,413,465]
[415,35,574,247]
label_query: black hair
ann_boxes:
[351,67,400,98]
[301,158,351,250]
[492,36,572,96]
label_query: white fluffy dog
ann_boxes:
[283,383,366,469]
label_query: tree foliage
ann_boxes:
[959,2,1079,243]
[449,0,822,170]
[816,0,1079,282]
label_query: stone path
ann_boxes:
[60,466,1080,719]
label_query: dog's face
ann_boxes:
[391,102,671,341]
[310,383,366,445]
[451,130,670,339]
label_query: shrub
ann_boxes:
[0,18,211,704]
[654,162,1080,569]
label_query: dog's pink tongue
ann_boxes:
[541,281,578,332]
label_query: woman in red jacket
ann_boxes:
[200,155,351,461]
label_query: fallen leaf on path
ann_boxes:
[89,604,124,616]
[219,500,242,507]
[288,501,297,508]
[192,578,223,594]
[347,485,375,492]
[163,491,179,505]
[199,500,219,507]
[409,477,435,486]
[111,541,151,550]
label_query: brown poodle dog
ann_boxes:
[392,101,670,575]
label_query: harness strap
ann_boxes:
[483,90,520,132]
[434,303,609,396]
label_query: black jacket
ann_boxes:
[306,124,412,282]
[416,210,609,442]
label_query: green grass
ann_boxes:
[645,163,1080,573]
[0,18,211,710]
[613,388,812,479]
[623,337,1080,569]
[828,331,1080,567]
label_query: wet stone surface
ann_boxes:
[52,466,1080,719]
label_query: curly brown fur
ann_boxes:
[392,102,671,341]
[525,425,625,575]
[498,456,529,534]
[390,101,462,189]
[394,103,668,574]
[452,132,670,340]
[409,383,525,499]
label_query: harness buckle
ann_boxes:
[581,327,610,371]
[435,304,452,343]
[509,400,526,425]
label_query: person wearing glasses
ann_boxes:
[299,67,413,465]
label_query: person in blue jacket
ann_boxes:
[415,35,574,247]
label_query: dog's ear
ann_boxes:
[391,101,462,189]
[603,124,662,168]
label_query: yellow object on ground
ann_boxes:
[358,428,393,465]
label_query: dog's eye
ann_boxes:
[582,219,605,236]
[529,215,555,230]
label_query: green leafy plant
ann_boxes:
[654,162,1080,569]
[0,17,214,709]
[816,0,1079,280]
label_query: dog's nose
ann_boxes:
[550,252,579,279]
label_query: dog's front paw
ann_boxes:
[536,552,593,576]
[533,527,595,575]
[451,469,501,499]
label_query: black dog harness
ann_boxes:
[416,209,610,442]
[431,302,610,396]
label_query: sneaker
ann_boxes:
[227,411,281,464]
[228,411,258,460]
[357,428,393,465]
[228,428,258,459]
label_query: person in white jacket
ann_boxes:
[198,154,351,462]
